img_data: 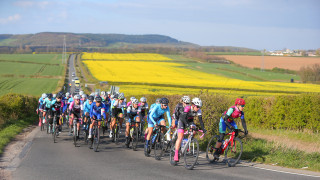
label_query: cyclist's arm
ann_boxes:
[240,112,247,132]
[149,106,157,125]
[102,104,107,119]
[198,115,205,131]
[166,108,172,127]
[223,108,234,129]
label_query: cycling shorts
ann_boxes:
[177,120,194,131]
[126,115,139,123]
[111,108,123,118]
[219,117,237,133]
[148,115,165,128]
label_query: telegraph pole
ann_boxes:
[261,49,265,72]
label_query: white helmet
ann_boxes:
[79,91,84,96]
[82,94,87,99]
[140,97,147,103]
[90,93,95,96]
[111,94,114,99]
[132,98,139,104]
[42,93,47,99]
[66,92,70,97]
[53,94,56,98]
[192,97,202,107]
[94,92,99,97]
[74,95,81,100]
[101,91,106,96]
[130,97,136,101]
[107,91,111,95]
[118,93,125,100]
[182,96,191,104]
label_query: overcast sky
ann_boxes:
[0,0,319,50]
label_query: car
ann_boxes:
[72,72,75,77]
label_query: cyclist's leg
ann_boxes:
[119,112,124,128]
[174,120,185,161]
[159,119,166,133]
[125,118,131,137]
[89,118,96,138]
[214,117,227,157]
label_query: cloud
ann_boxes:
[0,14,21,24]
[14,1,50,9]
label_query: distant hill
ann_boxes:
[0,32,258,53]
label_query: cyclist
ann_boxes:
[174,97,206,162]
[144,98,160,139]
[88,96,106,139]
[213,98,248,159]
[138,97,148,139]
[37,93,47,126]
[50,93,64,134]
[145,98,172,156]
[110,93,127,140]
[80,94,87,126]
[43,93,54,125]
[83,95,94,131]
[125,98,141,147]
[127,97,136,107]
[69,95,82,138]
[172,96,190,129]
[101,92,111,131]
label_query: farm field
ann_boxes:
[0,54,65,96]
[82,52,172,61]
[81,53,320,96]
[218,55,320,71]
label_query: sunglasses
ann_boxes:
[195,105,200,108]
[240,105,245,107]
[162,104,168,107]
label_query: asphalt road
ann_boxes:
[9,54,320,180]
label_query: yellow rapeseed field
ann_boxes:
[82,52,172,61]
[83,60,320,94]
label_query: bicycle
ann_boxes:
[89,119,100,152]
[129,121,140,151]
[52,114,59,143]
[169,127,205,170]
[144,125,168,160]
[112,116,120,144]
[206,129,245,167]
[73,117,81,147]
[83,115,90,145]
[40,111,45,131]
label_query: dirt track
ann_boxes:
[219,55,320,71]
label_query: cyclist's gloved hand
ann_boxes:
[230,126,235,131]
[245,130,248,135]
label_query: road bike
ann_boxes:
[89,119,100,152]
[206,129,245,167]
[52,114,59,143]
[40,111,45,131]
[144,125,169,160]
[112,116,121,144]
[170,127,205,170]
[73,117,81,147]
[128,121,140,151]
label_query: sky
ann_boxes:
[0,0,319,50]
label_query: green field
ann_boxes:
[208,52,263,56]
[167,55,300,82]
[0,54,65,97]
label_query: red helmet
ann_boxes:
[235,98,245,105]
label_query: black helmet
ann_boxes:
[88,95,94,101]
[159,97,169,105]
[56,94,62,99]
[47,93,53,99]
[95,96,102,102]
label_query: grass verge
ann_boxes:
[0,116,36,154]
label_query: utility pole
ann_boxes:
[261,49,265,72]
[62,35,67,64]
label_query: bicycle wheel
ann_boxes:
[183,138,199,170]
[93,126,100,152]
[132,127,139,151]
[115,124,120,144]
[206,135,220,163]
[224,137,243,167]
[73,123,77,147]
[84,128,88,145]
[46,122,49,134]
[169,139,177,166]
[53,124,57,143]
[154,133,165,160]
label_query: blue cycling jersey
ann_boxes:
[83,100,91,114]
[90,102,107,120]
[44,98,54,108]
[38,97,44,109]
[149,104,171,126]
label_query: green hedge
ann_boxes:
[142,92,320,133]
[0,93,38,129]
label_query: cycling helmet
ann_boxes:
[74,95,80,100]
[111,94,115,99]
[140,97,147,103]
[192,97,202,107]
[53,94,56,98]
[159,97,169,105]
[101,91,106,96]
[156,98,161,104]
[94,92,99,97]
[95,96,102,102]
[82,94,87,99]
[118,93,125,100]
[130,97,136,101]
[182,96,191,104]
[107,91,111,95]
[132,98,139,104]
[42,93,47,99]
[79,91,84,96]
[113,94,118,99]
[235,98,245,106]
[56,93,62,99]
[47,93,53,99]
[88,96,94,101]
[66,92,70,97]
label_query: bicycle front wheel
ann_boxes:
[93,126,100,152]
[73,124,77,147]
[132,127,139,151]
[183,138,199,170]
[169,139,177,166]
[53,124,57,143]
[224,137,243,167]
[206,135,220,163]
[154,133,165,160]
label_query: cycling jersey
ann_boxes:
[90,102,106,120]
[127,101,132,107]
[126,105,141,123]
[43,98,54,111]
[111,100,127,118]
[223,106,244,122]
[83,100,91,114]
[51,99,63,113]
[138,102,149,117]
[69,101,82,119]
[178,105,204,130]
[62,97,69,113]
[148,104,171,127]
[172,102,184,122]
[38,97,45,110]
[219,106,246,134]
